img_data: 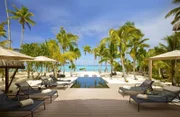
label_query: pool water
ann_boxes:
[71,77,109,88]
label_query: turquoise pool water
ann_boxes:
[71,77,109,88]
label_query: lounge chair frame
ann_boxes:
[0,94,46,117]
[15,81,58,103]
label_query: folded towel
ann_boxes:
[20,99,34,107]
[137,94,148,99]
[123,86,131,90]
[41,89,52,93]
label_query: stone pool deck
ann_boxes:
[1,84,180,117]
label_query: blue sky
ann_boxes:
[0,0,175,65]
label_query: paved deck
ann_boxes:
[1,84,180,117]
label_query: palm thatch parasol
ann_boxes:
[0,46,33,60]
[0,46,33,93]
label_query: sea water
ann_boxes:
[61,65,111,72]
[34,65,111,72]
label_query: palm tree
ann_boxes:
[129,37,149,80]
[4,0,11,48]
[69,47,81,76]
[165,0,180,30]
[56,27,78,74]
[0,21,10,48]
[100,33,118,78]
[105,42,118,77]
[92,47,99,71]
[82,45,91,55]
[9,5,35,47]
[98,43,107,73]
[109,22,140,81]
[82,45,91,71]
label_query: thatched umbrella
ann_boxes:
[0,47,33,93]
[0,60,25,93]
[0,46,33,60]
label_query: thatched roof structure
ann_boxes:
[0,60,25,68]
[0,46,33,60]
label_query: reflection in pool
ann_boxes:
[71,77,109,88]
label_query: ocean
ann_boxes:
[61,65,111,72]
[26,65,111,72]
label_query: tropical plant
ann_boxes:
[106,22,140,81]
[82,45,91,55]
[129,36,149,80]
[92,47,99,71]
[101,34,118,77]
[82,45,91,71]
[9,5,35,46]
[165,0,180,30]
[0,21,10,48]
[56,27,78,74]
[69,46,81,76]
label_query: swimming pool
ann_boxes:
[71,77,109,88]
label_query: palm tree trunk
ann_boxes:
[120,54,127,82]
[4,0,11,48]
[94,57,96,72]
[100,57,102,74]
[133,58,137,80]
[105,61,107,72]
[110,62,112,78]
[20,25,24,47]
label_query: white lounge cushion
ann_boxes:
[20,99,34,107]
[123,85,131,90]
[41,89,52,93]
[137,94,148,99]
[57,81,70,85]
[163,86,180,93]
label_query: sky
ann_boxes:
[0,0,176,65]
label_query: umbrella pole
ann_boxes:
[5,68,9,93]
[148,60,152,80]
[8,68,18,90]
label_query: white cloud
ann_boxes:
[135,12,173,48]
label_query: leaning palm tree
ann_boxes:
[4,0,11,48]
[129,37,149,80]
[56,27,78,74]
[165,0,180,30]
[9,5,35,47]
[108,22,139,81]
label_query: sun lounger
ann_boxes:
[119,79,154,96]
[15,81,58,103]
[129,86,180,112]
[49,74,72,84]
[0,92,45,117]
[41,76,69,88]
